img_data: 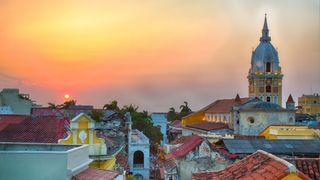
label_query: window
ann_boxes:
[247,117,255,124]
[266,62,271,72]
[266,78,272,93]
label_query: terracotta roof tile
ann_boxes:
[186,122,229,131]
[169,135,193,145]
[192,150,311,180]
[74,168,118,180]
[202,97,249,114]
[0,115,29,131]
[286,158,320,180]
[165,135,203,159]
[0,116,68,143]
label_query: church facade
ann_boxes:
[248,15,283,105]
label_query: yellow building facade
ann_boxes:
[59,113,117,170]
[298,94,320,119]
[259,125,320,139]
[181,111,205,126]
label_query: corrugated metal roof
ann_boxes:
[223,139,320,155]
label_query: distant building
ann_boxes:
[295,113,317,126]
[151,112,168,145]
[0,143,121,180]
[297,94,320,120]
[163,135,229,180]
[259,125,320,139]
[231,97,295,136]
[182,121,232,137]
[0,106,13,114]
[0,88,33,115]
[181,94,249,126]
[247,15,283,105]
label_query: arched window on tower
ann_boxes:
[266,62,271,72]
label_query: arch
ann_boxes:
[133,173,143,180]
[266,96,271,102]
[133,150,144,167]
[266,62,271,72]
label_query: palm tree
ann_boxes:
[122,104,139,113]
[61,100,76,109]
[48,102,58,109]
[180,101,192,114]
[103,100,120,112]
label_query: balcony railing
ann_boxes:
[133,164,144,169]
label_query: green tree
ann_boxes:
[61,99,76,109]
[120,104,163,151]
[48,102,58,109]
[103,100,121,112]
[90,110,104,122]
[167,107,177,122]
[179,101,192,118]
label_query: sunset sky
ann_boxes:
[0,0,319,111]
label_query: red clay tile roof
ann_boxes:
[169,135,193,145]
[73,168,118,180]
[286,94,295,103]
[202,97,249,114]
[210,143,237,159]
[186,122,229,131]
[286,158,320,180]
[0,115,29,131]
[166,135,203,159]
[0,116,68,143]
[192,150,311,180]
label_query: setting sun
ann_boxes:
[64,94,70,100]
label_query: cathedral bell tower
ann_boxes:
[248,14,283,105]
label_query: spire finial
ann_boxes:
[260,14,271,42]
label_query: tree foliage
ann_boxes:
[102,100,163,147]
[167,101,193,122]
[90,110,104,122]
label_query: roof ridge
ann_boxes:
[257,150,296,173]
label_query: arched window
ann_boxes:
[266,62,271,72]
[133,151,144,167]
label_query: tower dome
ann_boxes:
[249,15,281,74]
[247,14,284,106]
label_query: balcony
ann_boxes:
[133,164,144,169]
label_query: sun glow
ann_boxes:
[64,94,70,100]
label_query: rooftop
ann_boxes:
[223,139,320,155]
[0,142,81,152]
[0,115,30,131]
[0,115,68,143]
[186,122,229,131]
[286,158,320,180]
[130,129,149,144]
[165,135,202,159]
[202,97,249,114]
[192,150,310,180]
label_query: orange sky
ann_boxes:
[0,0,319,111]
